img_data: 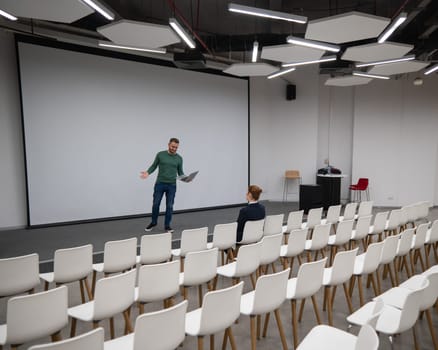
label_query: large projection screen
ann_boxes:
[17,41,249,226]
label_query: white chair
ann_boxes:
[394,228,415,285]
[171,227,208,265]
[405,204,418,228]
[321,205,342,230]
[69,269,136,339]
[136,232,171,265]
[384,209,401,237]
[421,267,438,349]
[186,282,243,350]
[398,206,409,231]
[0,253,40,298]
[40,244,93,303]
[349,241,384,306]
[302,207,323,234]
[135,260,180,313]
[207,222,237,264]
[180,248,218,306]
[322,248,358,326]
[349,215,372,250]
[425,219,438,267]
[259,233,282,275]
[410,222,428,272]
[0,286,68,349]
[378,234,400,289]
[327,219,354,265]
[240,269,290,350]
[92,237,137,294]
[239,219,264,245]
[283,210,304,239]
[339,202,358,222]
[263,214,284,236]
[297,324,379,350]
[356,201,373,219]
[29,328,104,350]
[104,300,188,350]
[280,228,307,274]
[304,224,330,262]
[417,201,430,222]
[286,258,327,348]
[367,211,388,244]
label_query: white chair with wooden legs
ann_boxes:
[378,234,400,289]
[356,201,373,219]
[69,269,136,339]
[394,229,415,285]
[259,234,282,276]
[286,258,327,349]
[301,207,323,235]
[239,219,264,245]
[282,210,304,244]
[135,260,180,313]
[216,241,262,289]
[0,286,68,350]
[136,232,171,265]
[425,219,438,268]
[40,244,93,304]
[322,248,358,326]
[280,228,307,275]
[180,248,218,307]
[207,222,237,265]
[384,209,401,237]
[421,267,438,349]
[186,282,243,350]
[367,211,388,244]
[398,206,409,231]
[349,241,384,307]
[171,227,208,269]
[349,215,372,250]
[263,214,284,236]
[405,204,417,228]
[327,219,354,265]
[321,205,342,231]
[104,300,188,350]
[417,201,430,223]
[297,324,379,350]
[339,202,358,222]
[410,222,428,272]
[92,237,137,295]
[0,253,40,298]
[29,328,104,350]
[240,269,290,350]
[304,224,330,262]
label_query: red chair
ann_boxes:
[349,178,369,202]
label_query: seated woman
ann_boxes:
[236,185,266,242]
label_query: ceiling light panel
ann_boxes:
[98,42,166,54]
[355,54,415,68]
[352,71,390,80]
[0,8,17,20]
[378,12,407,43]
[169,18,196,49]
[261,44,324,63]
[368,61,429,75]
[282,55,337,67]
[424,63,438,75]
[325,76,372,86]
[228,3,307,23]
[223,63,278,77]
[342,42,413,63]
[286,36,340,52]
[267,67,296,79]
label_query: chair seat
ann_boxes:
[0,324,7,345]
[185,308,202,336]
[92,263,104,273]
[104,333,134,350]
[346,301,379,326]
[297,325,356,350]
[372,287,410,310]
[240,291,256,315]
[216,262,237,278]
[68,301,95,322]
[39,272,55,283]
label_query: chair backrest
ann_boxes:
[398,207,409,227]
[94,269,136,320]
[307,224,330,250]
[252,268,290,315]
[360,241,384,274]
[325,205,341,224]
[211,222,237,250]
[139,232,172,264]
[133,300,188,350]
[417,201,430,220]
[53,244,93,283]
[102,237,137,273]
[306,207,323,229]
[396,229,415,256]
[386,209,401,231]
[264,214,284,236]
[0,253,40,297]
[285,170,300,179]
[355,324,379,350]
[379,234,400,264]
[371,211,388,234]
[357,201,373,217]
[285,210,304,233]
[327,248,358,285]
[180,227,208,256]
[401,273,438,311]
[413,223,428,248]
[364,299,384,329]
[283,228,308,257]
[182,248,218,286]
[427,219,438,244]
[137,260,180,303]
[356,178,369,190]
[332,220,354,245]
[198,282,244,335]
[405,205,417,223]
[353,215,372,240]
[260,234,282,265]
[241,219,264,244]
[422,268,438,309]
[6,286,68,345]
[235,241,262,276]
[293,258,327,299]
[342,202,358,221]
[28,328,104,350]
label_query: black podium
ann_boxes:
[316,175,341,210]
[299,184,323,214]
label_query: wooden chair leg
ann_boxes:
[250,316,257,350]
[330,285,337,307]
[51,331,62,342]
[425,309,438,349]
[79,279,86,303]
[70,318,77,337]
[357,275,365,306]
[84,277,93,300]
[123,309,133,334]
[250,274,256,289]
[298,298,306,322]
[256,315,261,340]
[291,300,299,349]
[262,313,270,337]
[44,281,49,291]
[274,309,288,350]
[311,295,322,325]
[412,323,419,350]
[198,285,203,307]
[343,283,354,314]
[227,327,237,350]
[91,270,97,296]
[198,336,204,350]
[326,286,333,326]
[323,285,328,311]
[210,334,214,350]
[109,317,115,339]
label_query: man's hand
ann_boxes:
[140,171,149,179]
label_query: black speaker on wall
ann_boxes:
[286,84,296,100]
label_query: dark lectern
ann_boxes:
[299,184,323,214]
[316,174,343,209]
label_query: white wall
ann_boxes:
[0,32,27,228]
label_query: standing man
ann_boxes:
[140,138,184,233]
[236,185,266,242]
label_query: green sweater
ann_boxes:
[147,151,184,184]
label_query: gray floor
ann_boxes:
[1,202,437,349]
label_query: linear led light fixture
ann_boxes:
[286,36,340,53]
[424,63,438,75]
[352,71,390,80]
[81,0,114,20]
[252,41,259,63]
[228,3,307,24]
[378,12,407,43]
[355,54,415,68]
[169,18,196,49]
[98,42,166,54]
[282,55,337,68]
[0,9,17,21]
[267,67,296,79]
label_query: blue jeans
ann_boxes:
[151,182,176,228]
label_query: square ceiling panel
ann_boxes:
[305,11,390,44]
[261,44,324,63]
[342,42,413,62]
[368,61,429,75]
[0,0,93,23]
[98,20,180,48]
[223,63,278,77]
[325,76,372,86]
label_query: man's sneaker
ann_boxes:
[165,227,174,233]
[145,223,157,232]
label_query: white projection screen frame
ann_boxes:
[17,40,249,226]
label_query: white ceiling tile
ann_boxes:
[223,63,278,77]
[325,75,372,86]
[368,61,429,75]
[342,42,413,62]
[0,0,93,23]
[261,44,324,63]
[98,20,180,48]
[305,11,390,44]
